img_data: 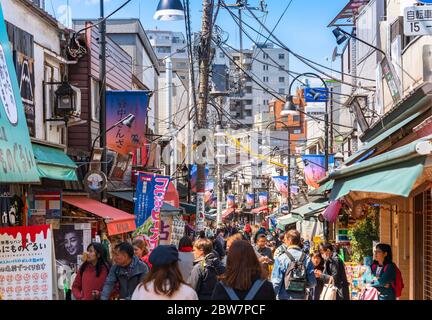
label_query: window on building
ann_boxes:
[293,129,301,134]
[245,110,252,117]
[279,77,285,83]
[219,52,225,58]
[279,65,284,71]
[246,86,252,93]
[263,99,268,105]
[279,53,285,59]
[157,47,171,53]
[263,53,269,59]
[263,76,269,82]
[278,88,285,94]
[293,115,300,122]
[245,100,253,105]
[263,64,269,71]
[234,56,240,61]
[90,78,100,122]
[281,116,288,122]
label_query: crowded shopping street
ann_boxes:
[1,0,432,312]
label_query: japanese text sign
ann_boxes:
[0,225,53,300]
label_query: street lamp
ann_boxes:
[280,95,299,116]
[332,27,386,56]
[154,0,185,21]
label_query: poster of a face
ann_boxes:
[53,225,84,269]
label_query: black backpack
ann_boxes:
[284,251,307,294]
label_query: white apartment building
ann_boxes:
[146,29,189,82]
[216,43,290,128]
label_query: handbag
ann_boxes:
[320,277,338,300]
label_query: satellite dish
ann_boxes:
[332,47,340,62]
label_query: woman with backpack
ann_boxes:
[211,240,275,300]
[315,242,350,300]
[370,243,401,300]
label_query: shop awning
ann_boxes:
[328,135,432,200]
[251,206,269,214]
[32,143,78,181]
[344,112,422,165]
[222,208,235,218]
[180,202,196,215]
[63,196,136,236]
[291,199,329,219]
[276,214,303,230]
[108,191,134,202]
[160,202,184,216]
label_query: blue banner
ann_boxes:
[227,194,235,208]
[133,172,171,251]
[190,165,209,193]
[246,193,255,207]
[301,154,334,189]
[259,192,268,206]
[304,87,329,102]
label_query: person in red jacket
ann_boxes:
[72,242,111,300]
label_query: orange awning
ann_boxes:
[63,196,136,236]
[251,206,269,214]
[222,208,235,219]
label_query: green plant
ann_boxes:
[348,207,379,264]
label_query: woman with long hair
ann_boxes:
[131,245,198,300]
[72,242,111,300]
[310,250,325,300]
[133,239,151,269]
[211,240,275,300]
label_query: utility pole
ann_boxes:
[99,0,107,202]
[195,0,214,232]
[166,57,177,187]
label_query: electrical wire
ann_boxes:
[222,2,376,86]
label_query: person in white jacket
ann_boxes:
[131,245,198,300]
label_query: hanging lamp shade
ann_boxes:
[154,0,185,21]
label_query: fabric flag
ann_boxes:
[259,192,268,206]
[227,195,235,208]
[301,155,334,189]
[204,180,215,204]
[106,91,150,156]
[133,172,171,251]
[246,193,255,207]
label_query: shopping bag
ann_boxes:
[320,284,338,300]
[358,287,379,300]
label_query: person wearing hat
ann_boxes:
[131,245,198,300]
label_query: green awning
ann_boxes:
[345,112,421,165]
[291,199,329,218]
[180,202,196,215]
[32,143,78,181]
[310,180,334,196]
[277,214,303,229]
[330,157,425,200]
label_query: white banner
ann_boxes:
[0,225,53,300]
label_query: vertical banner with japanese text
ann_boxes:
[133,173,171,251]
[0,225,53,300]
[106,91,149,156]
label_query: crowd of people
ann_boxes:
[70,221,401,301]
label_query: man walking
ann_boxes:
[271,230,316,300]
[101,242,149,300]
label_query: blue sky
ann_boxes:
[47,0,347,75]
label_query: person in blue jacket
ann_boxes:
[370,243,396,300]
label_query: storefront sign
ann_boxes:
[170,217,185,247]
[196,192,205,232]
[0,225,53,300]
[106,91,150,156]
[380,57,402,103]
[133,173,171,251]
[109,153,132,181]
[15,52,35,137]
[0,5,39,183]
[33,191,61,219]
